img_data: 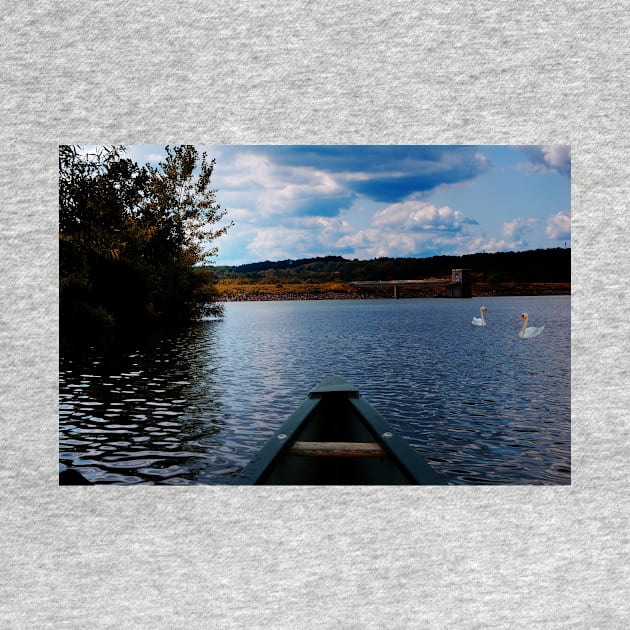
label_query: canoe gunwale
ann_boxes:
[234,376,447,485]
[346,394,445,484]
[233,395,320,485]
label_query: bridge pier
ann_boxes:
[445,268,472,298]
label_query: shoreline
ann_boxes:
[217,282,571,302]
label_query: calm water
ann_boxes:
[59,296,570,485]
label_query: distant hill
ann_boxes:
[213,248,570,284]
[219,255,347,275]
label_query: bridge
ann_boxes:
[350,268,472,298]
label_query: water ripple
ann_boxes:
[60,297,570,484]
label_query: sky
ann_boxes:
[124,145,571,266]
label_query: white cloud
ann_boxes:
[317,199,486,260]
[246,226,310,260]
[218,151,347,218]
[299,214,353,236]
[336,227,476,260]
[541,145,570,171]
[373,200,468,232]
[147,144,571,264]
[502,217,538,239]
[336,229,416,259]
[517,145,571,177]
[244,214,354,261]
[546,211,571,239]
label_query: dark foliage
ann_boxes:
[60,145,231,344]
[214,248,570,284]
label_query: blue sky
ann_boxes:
[124,145,571,266]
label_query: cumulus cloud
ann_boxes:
[541,146,570,171]
[120,144,571,265]
[336,229,422,259]
[332,201,479,259]
[256,145,492,203]
[518,145,571,177]
[373,200,475,232]
[245,214,355,261]
[215,147,491,234]
[502,217,538,240]
[243,202,477,262]
[546,211,571,240]
[452,217,543,255]
[246,226,310,260]
[218,150,350,219]
[337,229,478,260]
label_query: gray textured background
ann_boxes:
[1,1,628,628]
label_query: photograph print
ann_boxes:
[59,145,570,485]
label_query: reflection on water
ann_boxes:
[60,325,238,485]
[59,296,570,485]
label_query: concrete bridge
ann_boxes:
[350,268,472,298]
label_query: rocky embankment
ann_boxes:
[218,282,570,301]
[219,289,367,302]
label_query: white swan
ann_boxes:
[472,306,488,326]
[519,312,544,338]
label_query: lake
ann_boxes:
[59,295,570,485]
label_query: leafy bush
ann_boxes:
[60,145,232,342]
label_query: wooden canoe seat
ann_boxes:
[288,441,386,458]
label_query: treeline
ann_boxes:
[226,255,347,275]
[60,145,231,343]
[214,248,570,284]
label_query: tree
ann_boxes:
[59,145,232,341]
[139,145,233,322]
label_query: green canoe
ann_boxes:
[235,375,447,485]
